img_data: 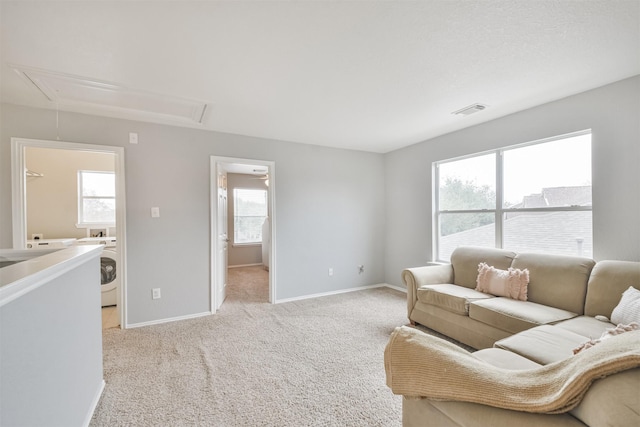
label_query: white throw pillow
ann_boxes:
[611,286,640,325]
[475,262,529,301]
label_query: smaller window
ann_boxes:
[78,171,116,225]
[233,188,268,244]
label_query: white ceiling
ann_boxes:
[1,1,639,153]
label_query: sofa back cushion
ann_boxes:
[584,260,640,318]
[451,246,516,289]
[511,253,595,314]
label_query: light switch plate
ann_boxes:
[151,207,160,218]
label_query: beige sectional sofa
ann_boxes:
[400,246,640,427]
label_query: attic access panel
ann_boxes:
[13,65,207,124]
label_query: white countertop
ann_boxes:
[0,245,104,307]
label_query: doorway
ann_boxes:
[11,138,127,329]
[210,156,275,311]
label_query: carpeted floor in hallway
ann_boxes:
[225,265,269,304]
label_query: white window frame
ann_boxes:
[233,187,268,246]
[77,170,116,227]
[433,130,592,262]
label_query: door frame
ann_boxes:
[11,137,128,328]
[210,156,276,310]
[213,164,228,311]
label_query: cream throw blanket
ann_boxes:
[384,326,640,414]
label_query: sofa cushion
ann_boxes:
[584,260,640,317]
[472,348,541,370]
[570,368,640,427]
[469,298,578,335]
[404,398,588,427]
[572,323,640,354]
[511,252,595,314]
[494,325,587,364]
[417,284,493,315]
[451,246,516,289]
[554,315,614,338]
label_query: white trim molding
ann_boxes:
[82,380,105,427]
[384,284,407,293]
[127,311,212,329]
[210,156,277,310]
[228,263,264,268]
[11,137,128,329]
[275,283,405,304]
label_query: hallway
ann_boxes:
[225,265,269,305]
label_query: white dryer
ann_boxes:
[100,249,119,307]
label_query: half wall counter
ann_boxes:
[0,245,105,427]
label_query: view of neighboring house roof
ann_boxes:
[440,186,593,261]
[508,186,592,209]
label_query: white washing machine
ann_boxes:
[100,248,119,307]
[77,238,119,307]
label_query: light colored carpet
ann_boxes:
[91,268,409,426]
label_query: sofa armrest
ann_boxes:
[402,264,454,319]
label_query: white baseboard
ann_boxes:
[83,379,105,427]
[228,263,263,268]
[275,283,403,304]
[126,311,212,329]
[384,284,407,293]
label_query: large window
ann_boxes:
[435,131,592,261]
[78,171,116,225]
[233,188,268,244]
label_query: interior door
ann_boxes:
[216,169,228,310]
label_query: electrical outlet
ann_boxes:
[328,268,333,276]
[152,288,161,299]
[151,207,160,218]
[358,265,364,274]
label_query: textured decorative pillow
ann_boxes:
[475,262,529,301]
[611,286,640,325]
[573,322,640,354]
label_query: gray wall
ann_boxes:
[384,75,640,287]
[0,255,103,426]
[227,173,267,267]
[0,104,386,324]
[2,76,637,323]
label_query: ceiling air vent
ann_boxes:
[12,65,208,124]
[452,103,488,116]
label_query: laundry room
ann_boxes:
[24,146,119,327]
